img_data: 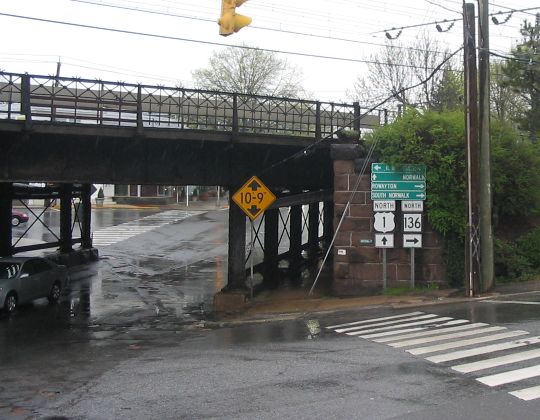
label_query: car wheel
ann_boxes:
[48,282,62,303]
[11,217,20,227]
[4,293,17,314]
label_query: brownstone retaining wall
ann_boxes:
[331,144,446,296]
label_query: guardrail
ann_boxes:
[0,72,385,139]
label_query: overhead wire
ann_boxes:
[0,12,456,71]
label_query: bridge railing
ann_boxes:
[0,72,384,138]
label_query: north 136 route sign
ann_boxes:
[232,176,277,220]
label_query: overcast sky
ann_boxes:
[0,0,536,101]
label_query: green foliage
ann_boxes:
[368,110,467,237]
[494,238,532,282]
[516,227,540,270]
[491,121,540,222]
[366,109,540,286]
[500,19,540,141]
[431,69,463,112]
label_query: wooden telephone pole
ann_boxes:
[463,3,481,296]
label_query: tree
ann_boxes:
[490,61,524,124]
[347,32,459,111]
[431,68,463,112]
[192,45,305,97]
[501,18,540,141]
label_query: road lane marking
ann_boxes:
[389,326,508,348]
[373,322,484,343]
[452,348,540,373]
[425,336,540,363]
[408,331,529,355]
[483,300,540,305]
[334,314,438,333]
[478,364,540,387]
[92,210,197,246]
[360,327,427,339]
[326,312,424,329]
[346,317,453,336]
[510,385,540,401]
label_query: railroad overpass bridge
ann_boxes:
[0,71,384,298]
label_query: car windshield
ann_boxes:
[0,262,21,279]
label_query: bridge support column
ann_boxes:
[263,208,279,289]
[59,184,73,254]
[289,202,303,261]
[308,202,320,256]
[323,200,334,250]
[81,184,92,249]
[0,183,13,257]
[226,195,247,290]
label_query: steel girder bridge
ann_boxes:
[0,71,384,294]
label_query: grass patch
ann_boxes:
[382,283,439,296]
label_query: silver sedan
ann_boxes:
[0,257,68,314]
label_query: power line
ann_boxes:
[0,12,453,71]
[69,0,450,56]
[376,6,540,37]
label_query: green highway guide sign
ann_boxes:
[371,163,427,201]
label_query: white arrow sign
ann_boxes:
[374,212,395,233]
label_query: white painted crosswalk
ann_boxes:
[326,311,540,402]
[92,210,197,246]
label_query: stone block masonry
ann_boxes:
[331,144,446,296]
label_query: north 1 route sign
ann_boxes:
[371,163,427,201]
[232,176,277,220]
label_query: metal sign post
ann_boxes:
[382,249,387,290]
[410,248,415,289]
[249,219,255,300]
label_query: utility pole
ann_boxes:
[463,3,481,296]
[478,0,494,292]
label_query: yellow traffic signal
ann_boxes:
[218,0,252,36]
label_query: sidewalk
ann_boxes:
[220,280,540,323]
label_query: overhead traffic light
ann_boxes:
[218,0,252,36]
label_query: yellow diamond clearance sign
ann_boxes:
[232,176,276,220]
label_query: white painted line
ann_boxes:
[326,312,424,329]
[477,364,540,387]
[510,385,540,401]
[359,327,426,339]
[453,348,540,374]
[408,331,529,355]
[483,300,540,306]
[389,326,507,348]
[346,317,453,336]
[373,322,484,343]
[426,336,540,363]
[335,314,438,333]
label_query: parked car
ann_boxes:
[12,210,29,226]
[0,257,68,314]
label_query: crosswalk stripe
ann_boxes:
[478,364,540,387]
[425,336,540,363]
[373,321,485,343]
[408,331,529,355]
[389,326,508,348]
[92,210,197,247]
[335,314,439,333]
[326,312,424,329]
[510,385,540,401]
[360,327,427,339]
[347,317,453,336]
[452,348,540,374]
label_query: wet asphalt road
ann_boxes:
[4,209,540,418]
